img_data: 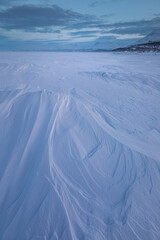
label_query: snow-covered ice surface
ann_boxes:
[0,52,160,240]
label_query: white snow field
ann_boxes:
[0,52,160,240]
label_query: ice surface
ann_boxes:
[0,52,160,240]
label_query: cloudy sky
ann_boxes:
[0,0,160,50]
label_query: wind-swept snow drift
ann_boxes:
[0,52,160,240]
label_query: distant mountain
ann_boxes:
[41,36,136,52]
[137,29,160,44]
[113,42,160,52]
[90,36,121,51]
[51,37,126,52]
[113,30,160,52]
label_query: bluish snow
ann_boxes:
[0,52,160,240]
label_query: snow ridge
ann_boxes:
[0,89,160,240]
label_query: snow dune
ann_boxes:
[0,52,160,240]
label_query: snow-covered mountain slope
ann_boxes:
[137,29,160,44]
[113,41,160,52]
[0,52,160,240]
[91,36,121,50]
[91,37,136,51]
[113,30,160,52]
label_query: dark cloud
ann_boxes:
[105,26,159,35]
[90,0,105,8]
[64,20,102,30]
[103,18,160,35]
[0,3,159,40]
[107,18,160,29]
[101,13,114,18]
[70,30,100,36]
[0,0,16,6]
[89,0,121,8]
[34,28,61,33]
[69,30,99,39]
[0,0,52,7]
[66,16,160,37]
[0,4,95,30]
[72,34,97,38]
[154,13,160,17]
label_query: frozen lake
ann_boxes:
[0,52,160,240]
